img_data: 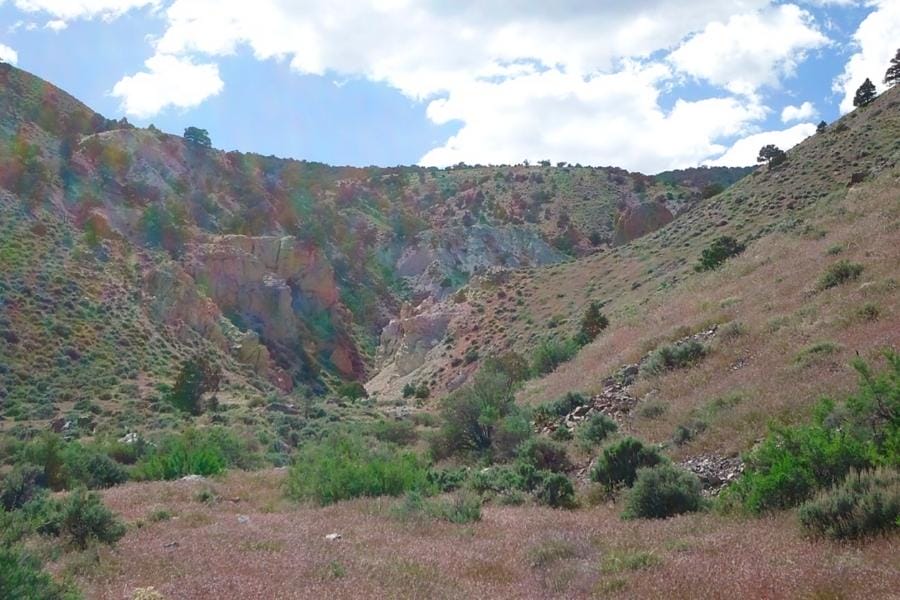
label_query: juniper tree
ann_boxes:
[885,48,900,87]
[853,78,877,107]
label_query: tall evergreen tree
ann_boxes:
[853,78,877,107]
[885,48,900,87]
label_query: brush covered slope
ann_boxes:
[0,62,746,435]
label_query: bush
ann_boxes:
[535,473,576,509]
[695,236,745,271]
[578,414,618,447]
[62,444,128,489]
[393,491,482,524]
[818,260,863,290]
[431,368,529,460]
[532,338,578,376]
[286,435,428,506]
[591,438,665,491]
[724,352,899,514]
[641,340,707,377]
[373,419,418,447]
[426,467,469,493]
[0,546,77,600]
[533,392,588,427]
[725,422,870,513]
[516,438,571,473]
[336,381,368,401]
[1,464,45,511]
[798,468,900,540]
[133,428,255,481]
[623,464,703,519]
[60,488,126,550]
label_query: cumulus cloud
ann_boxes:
[0,43,18,64]
[781,101,817,122]
[44,19,67,31]
[669,4,828,95]
[111,0,830,170]
[12,0,160,22]
[111,54,224,118]
[834,0,900,113]
[706,122,817,166]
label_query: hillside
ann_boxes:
[0,62,747,435]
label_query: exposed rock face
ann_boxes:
[396,225,568,299]
[182,234,364,380]
[142,262,293,390]
[613,202,674,245]
[367,297,472,398]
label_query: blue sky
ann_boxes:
[0,1,897,172]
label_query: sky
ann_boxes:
[0,1,897,173]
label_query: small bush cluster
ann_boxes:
[286,434,428,506]
[531,338,579,376]
[818,260,863,290]
[695,236,745,272]
[134,428,258,481]
[591,437,665,491]
[394,490,482,524]
[577,413,618,447]
[533,392,588,428]
[798,468,899,540]
[723,351,899,532]
[623,464,703,519]
[640,340,707,377]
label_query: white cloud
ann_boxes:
[834,0,900,113]
[111,54,224,118]
[420,64,768,172]
[669,4,828,96]
[706,122,816,166]
[0,43,18,64]
[781,101,817,122]
[44,19,67,31]
[12,0,159,22]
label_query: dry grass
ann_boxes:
[54,469,899,599]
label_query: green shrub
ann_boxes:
[623,464,703,519]
[535,473,576,509]
[591,438,665,491]
[818,260,863,290]
[0,546,78,600]
[62,444,128,489]
[532,338,578,376]
[578,414,617,446]
[798,468,900,539]
[431,368,529,460]
[285,434,428,506]
[430,492,483,523]
[533,392,588,427]
[336,381,368,401]
[516,438,571,473]
[641,340,707,377]
[60,488,126,550]
[426,467,469,493]
[1,464,45,511]
[695,236,745,272]
[725,423,869,513]
[133,428,254,481]
[20,433,66,490]
[373,419,418,447]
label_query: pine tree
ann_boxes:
[757,144,786,168]
[853,78,877,107]
[183,126,212,148]
[885,48,900,87]
[816,120,827,134]
[576,301,609,345]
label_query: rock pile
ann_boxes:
[679,454,744,495]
